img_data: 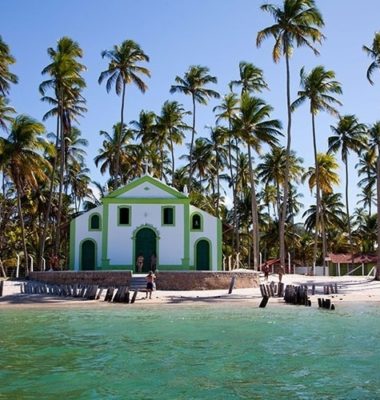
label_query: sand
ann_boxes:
[1,273,380,309]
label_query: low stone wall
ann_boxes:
[29,270,259,290]
[155,271,259,290]
[29,271,132,286]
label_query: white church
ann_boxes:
[69,175,222,272]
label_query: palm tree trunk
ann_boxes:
[280,51,292,269]
[16,181,29,275]
[39,115,60,269]
[321,208,327,273]
[169,130,175,184]
[248,145,259,270]
[54,106,66,260]
[188,95,196,192]
[376,147,380,280]
[312,113,320,270]
[345,160,354,270]
[115,83,126,186]
[227,130,236,252]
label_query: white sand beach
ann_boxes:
[1,273,380,309]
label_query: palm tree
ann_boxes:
[356,149,376,215]
[367,122,380,279]
[156,101,190,182]
[0,36,18,96]
[363,32,380,85]
[0,96,16,131]
[230,62,268,95]
[170,65,220,191]
[292,65,342,266]
[303,152,340,267]
[328,114,367,263]
[99,39,150,185]
[232,94,282,269]
[214,93,239,250]
[257,146,304,219]
[94,123,133,187]
[257,0,325,268]
[39,36,86,265]
[0,115,50,273]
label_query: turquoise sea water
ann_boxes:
[1,303,379,400]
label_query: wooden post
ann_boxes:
[312,284,315,295]
[131,290,138,304]
[259,296,269,308]
[0,280,3,297]
[228,275,236,294]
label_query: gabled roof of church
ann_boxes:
[104,174,188,199]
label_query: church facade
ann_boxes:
[69,175,222,272]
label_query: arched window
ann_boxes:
[192,214,202,230]
[89,214,101,230]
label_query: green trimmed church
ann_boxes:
[69,175,222,272]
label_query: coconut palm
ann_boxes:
[0,36,18,96]
[257,0,325,268]
[0,115,50,273]
[94,123,133,187]
[156,101,190,182]
[257,146,304,219]
[363,32,380,85]
[99,39,150,184]
[39,36,86,265]
[366,122,380,279]
[292,65,342,266]
[230,62,268,95]
[232,94,282,269]
[356,150,376,215]
[170,65,220,191]
[303,152,340,266]
[214,93,240,250]
[328,114,367,262]
[0,96,16,131]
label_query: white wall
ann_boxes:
[189,206,218,271]
[74,206,103,270]
[107,203,185,266]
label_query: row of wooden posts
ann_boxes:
[21,281,140,304]
[259,282,338,309]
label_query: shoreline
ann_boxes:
[1,274,380,310]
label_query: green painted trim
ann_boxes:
[117,205,132,226]
[161,205,175,226]
[79,238,98,270]
[182,202,190,267]
[88,212,102,231]
[194,237,212,271]
[190,212,203,232]
[106,175,188,199]
[101,203,109,268]
[103,198,190,205]
[217,219,222,271]
[69,218,76,270]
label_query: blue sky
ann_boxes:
[2,0,380,218]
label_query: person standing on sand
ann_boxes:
[146,271,156,299]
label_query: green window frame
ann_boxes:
[89,213,101,231]
[162,206,175,226]
[118,206,131,226]
[191,213,203,231]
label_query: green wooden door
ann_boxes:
[196,240,210,270]
[135,228,156,272]
[81,240,96,270]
